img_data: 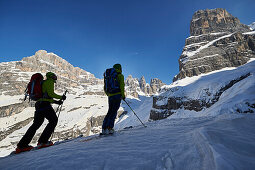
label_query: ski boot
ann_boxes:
[108,128,115,134]
[37,141,54,149]
[101,128,109,135]
[15,145,34,154]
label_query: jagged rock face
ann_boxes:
[125,75,165,97]
[139,76,153,95]
[173,8,255,81]
[150,71,253,120]
[190,8,250,36]
[139,76,147,94]
[125,75,140,98]
[150,78,165,94]
[16,50,102,86]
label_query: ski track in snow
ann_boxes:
[1,114,255,170]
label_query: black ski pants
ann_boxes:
[102,94,121,129]
[17,101,58,147]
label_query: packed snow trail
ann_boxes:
[1,114,255,170]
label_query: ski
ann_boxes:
[80,133,112,142]
[80,126,134,143]
[9,135,83,156]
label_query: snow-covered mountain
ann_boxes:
[152,8,255,120]
[174,8,255,81]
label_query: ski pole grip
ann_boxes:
[61,90,68,101]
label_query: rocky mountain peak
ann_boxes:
[139,76,146,84]
[173,8,255,82]
[0,50,103,96]
[16,50,99,84]
[150,78,165,94]
[125,75,165,97]
[190,8,250,36]
[33,50,73,68]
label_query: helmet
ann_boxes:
[46,72,57,81]
[113,64,122,73]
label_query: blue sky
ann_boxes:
[0,0,254,84]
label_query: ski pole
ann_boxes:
[55,90,68,113]
[56,90,68,119]
[50,90,68,141]
[123,99,147,128]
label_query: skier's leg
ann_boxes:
[38,104,57,143]
[108,95,121,129]
[17,102,44,148]
[102,96,114,129]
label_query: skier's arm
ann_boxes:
[47,81,62,100]
[118,74,125,99]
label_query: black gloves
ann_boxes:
[54,100,63,105]
[54,94,66,105]
[62,95,66,101]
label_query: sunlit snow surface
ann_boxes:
[0,114,255,170]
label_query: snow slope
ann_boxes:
[0,94,109,157]
[0,114,255,170]
[156,59,255,119]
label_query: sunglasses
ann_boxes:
[51,75,57,80]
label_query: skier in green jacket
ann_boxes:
[102,64,125,135]
[16,72,66,153]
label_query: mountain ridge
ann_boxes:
[174,8,255,81]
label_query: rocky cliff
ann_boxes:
[151,8,255,120]
[174,8,255,81]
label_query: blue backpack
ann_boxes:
[104,68,120,94]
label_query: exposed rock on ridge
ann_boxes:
[0,50,103,96]
[125,75,165,98]
[190,8,250,36]
[174,8,255,81]
[17,50,98,83]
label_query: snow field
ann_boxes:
[0,94,109,157]
[1,114,255,170]
[158,59,255,119]
[0,95,24,107]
